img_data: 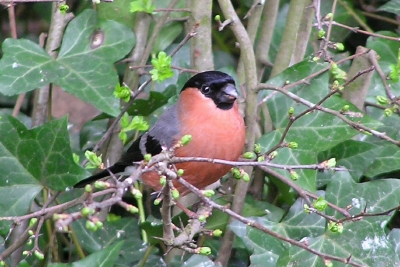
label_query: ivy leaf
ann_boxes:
[0,10,135,116]
[378,0,400,16]
[0,113,88,190]
[48,241,124,267]
[150,51,174,82]
[0,113,88,234]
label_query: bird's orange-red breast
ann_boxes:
[74,71,246,196]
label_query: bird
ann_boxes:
[74,71,246,196]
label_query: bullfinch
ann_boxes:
[74,71,246,195]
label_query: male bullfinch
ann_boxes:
[74,71,246,196]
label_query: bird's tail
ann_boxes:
[73,165,125,188]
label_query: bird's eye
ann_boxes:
[201,86,211,94]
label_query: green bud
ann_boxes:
[318,29,326,39]
[85,220,97,231]
[313,196,328,212]
[53,214,60,221]
[335,43,345,51]
[81,207,94,217]
[144,154,152,161]
[290,170,299,181]
[214,15,221,21]
[154,198,162,205]
[376,95,389,105]
[231,168,242,179]
[59,4,69,14]
[202,190,215,197]
[159,176,167,186]
[243,151,256,159]
[181,134,192,145]
[254,143,261,154]
[34,250,44,260]
[325,13,333,20]
[27,238,32,245]
[29,218,38,227]
[213,229,223,237]
[242,172,250,182]
[177,169,184,176]
[94,181,108,189]
[288,107,294,116]
[341,105,350,112]
[328,221,343,233]
[114,84,131,102]
[312,56,320,62]
[128,205,139,214]
[28,230,34,236]
[288,142,298,149]
[106,213,121,222]
[324,260,333,267]
[131,188,143,199]
[172,189,180,199]
[331,80,340,90]
[330,63,347,81]
[257,156,265,162]
[84,150,102,168]
[384,108,393,117]
[95,220,103,229]
[84,184,93,193]
[303,204,311,213]
[0,261,5,266]
[198,215,206,222]
[327,158,336,168]
[199,247,211,255]
[22,251,29,256]
[268,151,278,159]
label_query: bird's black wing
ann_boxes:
[73,134,162,188]
[74,104,180,188]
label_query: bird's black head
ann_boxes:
[182,71,238,110]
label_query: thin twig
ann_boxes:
[368,50,396,101]
[331,21,400,42]
[175,176,365,267]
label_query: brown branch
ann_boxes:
[170,157,347,172]
[216,0,259,264]
[331,21,400,42]
[258,84,400,146]
[175,176,365,267]
[360,11,400,26]
[368,50,396,101]
[322,0,337,52]
[154,8,190,12]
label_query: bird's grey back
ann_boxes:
[148,104,180,148]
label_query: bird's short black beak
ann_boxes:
[221,83,238,103]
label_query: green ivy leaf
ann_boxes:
[48,241,124,267]
[0,10,135,116]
